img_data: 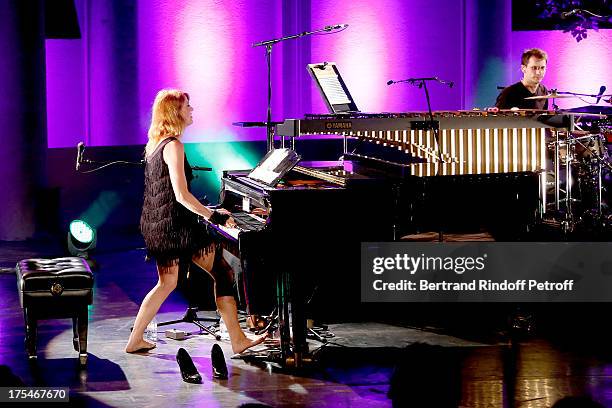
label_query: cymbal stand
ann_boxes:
[554,130,561,212]
[564,136,574,232]
[574,134,611,227]
[550,131,575,233]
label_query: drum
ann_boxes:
[601,126,612,144]
[547,139,574,165]
[572,133,608,162]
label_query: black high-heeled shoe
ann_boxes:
[211,344,228,379]
[176,348,202,384]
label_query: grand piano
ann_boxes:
[202,110,570,366]
[207,162,394,366]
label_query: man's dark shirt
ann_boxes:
[495,81,549,110]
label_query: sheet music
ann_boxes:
[318,76,351,105]
[248,167,280,185]
[248,150,283,184]
[308,62,358,113]
[248,148,299,186]
[312,64,351,105]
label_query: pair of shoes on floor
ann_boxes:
[176,344,228,384]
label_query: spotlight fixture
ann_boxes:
[67,219,96,258]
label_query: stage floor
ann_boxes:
[1,241,612,407]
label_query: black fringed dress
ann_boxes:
[140,137,213,267]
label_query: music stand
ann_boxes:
[307,62,359,114]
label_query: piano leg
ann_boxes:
[276,266,291,365]
[276,264,309,368]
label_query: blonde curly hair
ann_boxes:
[144,89,190,157]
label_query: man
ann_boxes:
[496,48,550,110]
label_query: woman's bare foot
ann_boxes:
[125,338,156,353]
[231,332,269,354]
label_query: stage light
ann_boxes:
[67,219,97,258]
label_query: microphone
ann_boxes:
[192,166,213,171]
[324,24,349,31]
[388,77,453,87]
[387,78,421,86]
[560,9,580,18]
[596,85,606,104]
[435,78,454,88]
[76,142,84,171]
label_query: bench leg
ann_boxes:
[23,308,37,359]
[76,308,88,365]
[72,317,79,351]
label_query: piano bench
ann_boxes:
[401,231,495,242]
[16,257,94,365]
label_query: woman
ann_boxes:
[126,89,266,354]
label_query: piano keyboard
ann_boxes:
[231,212,266,231]
[203,211,266,241]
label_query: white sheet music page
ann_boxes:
[314,64,351,105]
[248,148,288,185]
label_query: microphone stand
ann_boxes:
[253,25,347,152]
[388,77,453,166]
[419,79,444,242]
[76,148,212,173]
[388,76,453,241]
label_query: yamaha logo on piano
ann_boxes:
[325,121,352,130]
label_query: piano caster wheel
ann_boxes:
[284,355,297,368]
[284,352,312,369]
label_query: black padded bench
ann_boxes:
[16,257,94,365]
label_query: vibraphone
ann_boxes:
[275,110,571,176]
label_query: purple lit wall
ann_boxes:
[464,0,612,110]
[45,0,612,149]
[138,0,283,144]
[45,38,85,148]
[47,0,283,147]
[511,30,612,110]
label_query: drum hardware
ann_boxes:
[574,134,611,228]
[548,129,611,231]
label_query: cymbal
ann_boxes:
[563,105,612,115]
[558,111,608,119]
[525,93,576,100]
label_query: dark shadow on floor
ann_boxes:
[28,354,129,392]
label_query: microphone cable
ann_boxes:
[77,160,145,174]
